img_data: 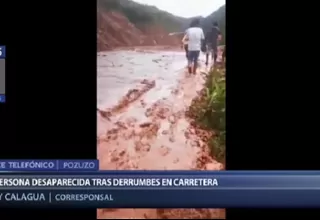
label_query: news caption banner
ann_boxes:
[0,159,99,171]
[0,45,5,103]
[2,161,320,208]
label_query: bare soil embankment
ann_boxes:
[97,10,181,52]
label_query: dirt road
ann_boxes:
[97,47,225,219]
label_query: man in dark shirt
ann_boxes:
[205,21,222,66]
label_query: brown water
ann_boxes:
[97,47,225,219]
[97,50,186,110]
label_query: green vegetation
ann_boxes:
[98,0,225,42]
[204,67,225,163]
[189,64,226,163]
[97,0,186,32]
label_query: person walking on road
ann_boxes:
[184,18,205,74]
[182,20,200,63]
[205,21,222,66]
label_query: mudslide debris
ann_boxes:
[97,108,112,120]
[97,49,225,219]
[109,80,156,114]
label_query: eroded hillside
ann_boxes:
[97,0,184,51]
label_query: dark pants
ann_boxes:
[188,51,200,64]
[187,50,200,73]
[206,43,218,63]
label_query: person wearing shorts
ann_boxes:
[184,18,205,74]
[205,21,222,66]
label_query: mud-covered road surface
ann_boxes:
[97,47,225,219]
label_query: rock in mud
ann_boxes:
[140,100,146,107]
[111,156,119,162]
[128,161,139,169]
[97,108,112,120]
[141,79,149,84]
[140,137,149,146]
[115,121,127,129]
[145,108,152,117]
[107,128,118,135]
[144,123,160,138]
[190,121,197,127]
[205,162,223,170]
[125,117,137,127]
[144,144,151,152]
[118,161,125,167]
[155,107,170,119]
[162,130,169,135]
[201,136,208,143]
[119,150,126,157]
[134,141,151,153]
[171,88,179,95]
[169,136,175,142]
[189,128,196,134]
[127,89,139,100]
[134,141,143,152]
[168,115,176,124]
[123,130,134,140]
[111,134,118,140]
[140,79,156,87]
[159,146,171,156]
[139,122,152,128]
[157,111,167,119]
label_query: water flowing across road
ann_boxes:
[97,47,225,219]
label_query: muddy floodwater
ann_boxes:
[97,47,225,219]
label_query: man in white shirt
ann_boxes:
[184,18,205,74]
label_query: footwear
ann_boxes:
[193,63,197,74]
[188,66,192,74]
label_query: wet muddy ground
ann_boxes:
[97,47,225,219]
